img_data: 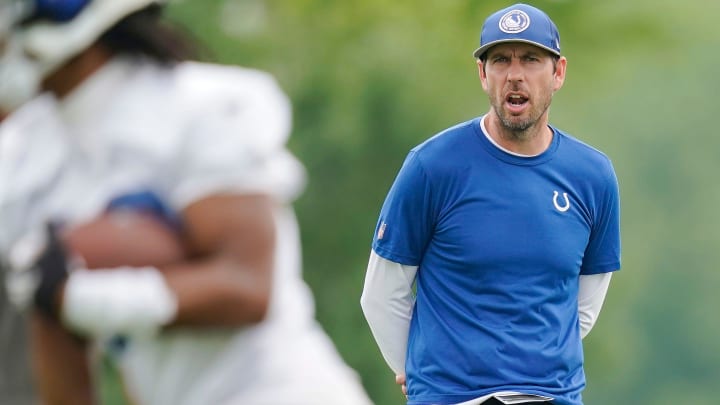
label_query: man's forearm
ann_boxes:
[360,250,417,375]
[578,272,613,338]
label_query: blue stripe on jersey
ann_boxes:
[372,116,620,405]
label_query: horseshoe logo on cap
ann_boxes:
[499,10,531,33]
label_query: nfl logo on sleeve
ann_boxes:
[377,222,387,240]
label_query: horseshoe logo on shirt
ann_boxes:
[553,191,570,212]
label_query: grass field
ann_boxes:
[99,356,128,405]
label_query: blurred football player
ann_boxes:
[0,1,373,404]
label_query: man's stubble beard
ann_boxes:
[489,87,554,141]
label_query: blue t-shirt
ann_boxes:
[372,117,621,405]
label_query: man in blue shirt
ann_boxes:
[361,4,620,405]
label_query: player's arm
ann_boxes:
[161,193,275,326]
[22,193,275,405]
[30,313,95,405]
[360,250,417,375]
[57,193,276,336]
[578,272,613,338]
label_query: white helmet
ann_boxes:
[0,0,163,111]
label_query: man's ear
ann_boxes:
[477,60,488,91]
[553,56,568,92]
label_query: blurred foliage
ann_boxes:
[161,0,720,404]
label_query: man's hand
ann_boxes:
[4,224,71,318]
[396,374,407,398]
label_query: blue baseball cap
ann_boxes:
[473,3,561,59]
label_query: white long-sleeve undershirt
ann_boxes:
[360,250,418,375]
[360,249,613,376]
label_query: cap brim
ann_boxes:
[473,39,560,59]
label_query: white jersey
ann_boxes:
[0,57,372,405]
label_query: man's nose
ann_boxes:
[506,59,524,82]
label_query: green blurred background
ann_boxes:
[159,0,720,404]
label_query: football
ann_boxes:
[62,211,186,269]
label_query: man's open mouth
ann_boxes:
[507,94,529,106]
